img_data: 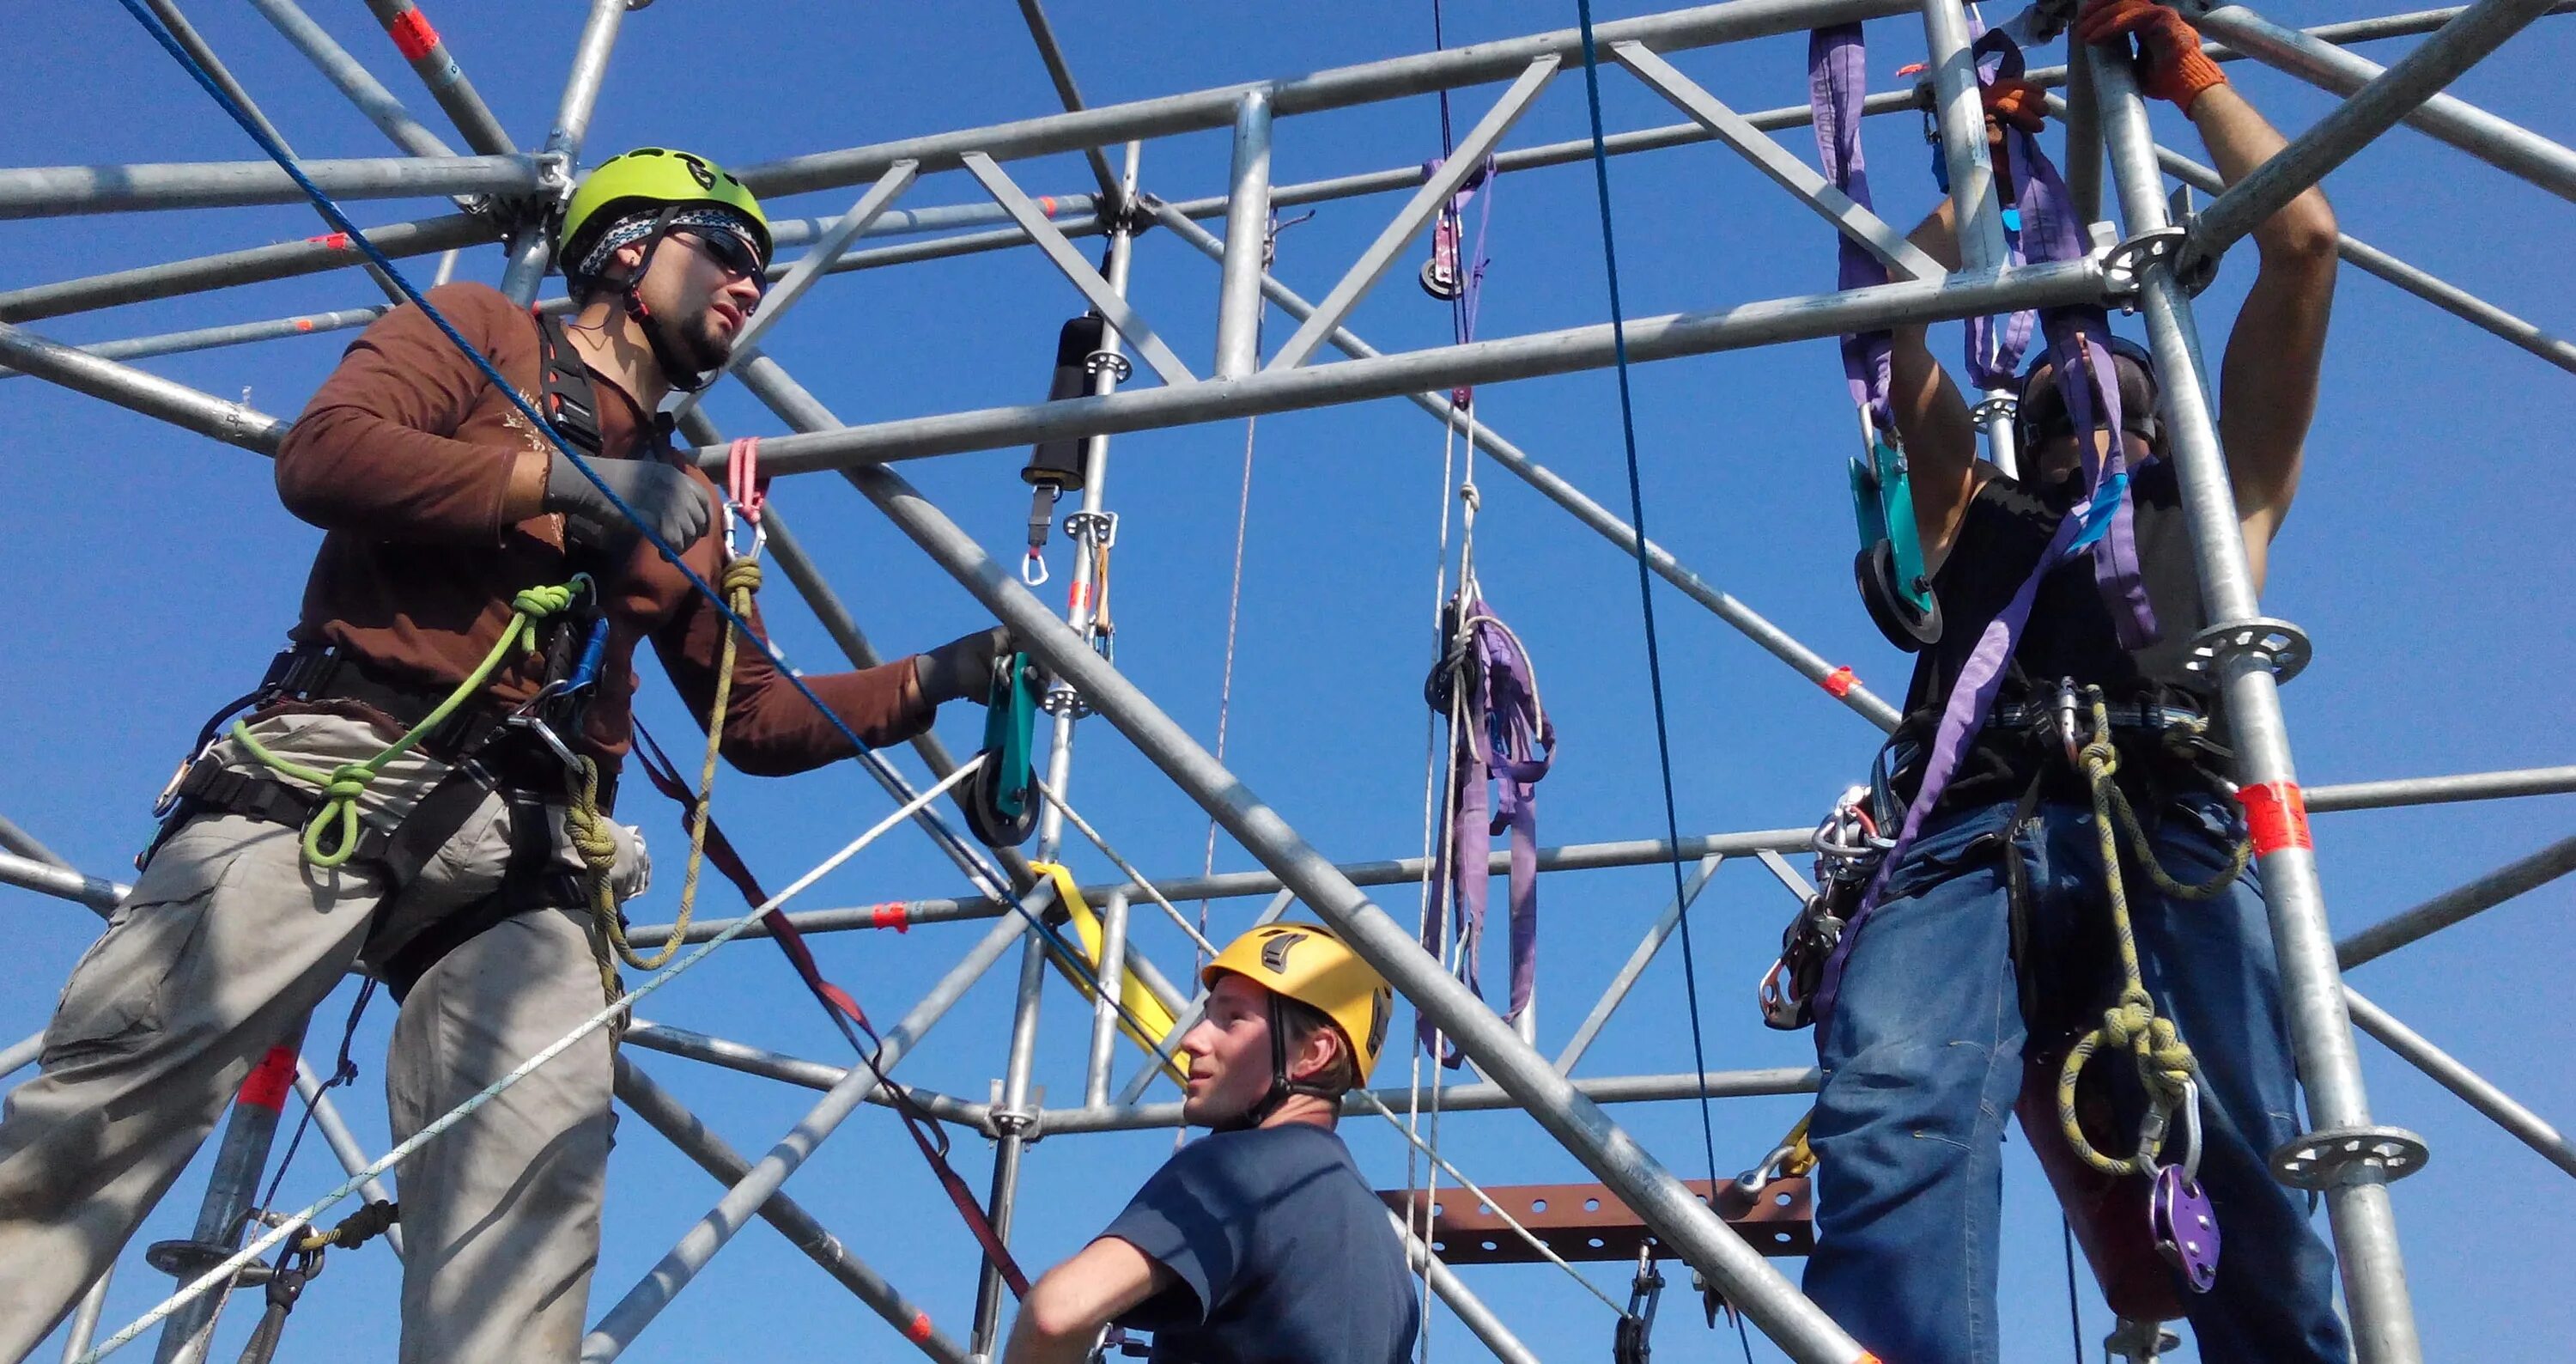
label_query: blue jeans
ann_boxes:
[1804,793,2349,1364]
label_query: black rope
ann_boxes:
[2063,1217,2086,1364]
[253,980,375,1220]
[1570,0,1722,1188]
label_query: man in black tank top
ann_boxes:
[1801,5,2347,1363]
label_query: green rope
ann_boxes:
[2053,687,2241,1177]
[232,583,584,868]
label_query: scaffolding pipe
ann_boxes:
[2194,0,2557,255]
[1012,0,1122,203]
[735,0,1922,199]
[0,321,289,453]
[700,259,2106,474]
[2095,36,2426,1362]
[0,212,492,326]
[2147,141,2576,374]
[1049,1067,1825,1136]
[1213,91,1273,380]
[0,816,71,871]
[500,0,624,303]
[731,358,1874,1363]
[970,930,1053,1355]
[12,8,2500,330]
[1,1031,42,1081]
[618,1018,1818,1136]
[578,910,1033,1360]
[59,1269,115,1364]
[1084,890,1132,1107]
[2195,3,2576,203]
[1397,1215,1546,1364]
[611,1059,971,1363]
[1148,196,1904,730]
[361,0,517,155]
[2343,987,2576,1178]
[2336,832,2576,969]
[0,155,533,220]
[0,847,125,916]
[0,307,389,381]
[249,0,459,160]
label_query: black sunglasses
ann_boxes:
[678,229,768,290]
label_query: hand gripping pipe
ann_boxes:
[730,354,1875,1364]
[2092,38,2426,1364]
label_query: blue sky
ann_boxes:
[6,3,2573,1361]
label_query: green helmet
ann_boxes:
[555,147,770,285]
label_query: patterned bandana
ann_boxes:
[574,205,761,283]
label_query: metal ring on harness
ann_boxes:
[961,650,1041,848]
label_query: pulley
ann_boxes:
[963,650,1042,848]
[1847,415,1941,650]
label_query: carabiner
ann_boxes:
[2055,677,2083,770]
[722,500,766,566]
[1022,548,1051,587]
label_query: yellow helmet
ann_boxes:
[1203,923,1393,1087]
[556,147,770,284]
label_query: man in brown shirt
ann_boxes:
[0,148,1006,1362]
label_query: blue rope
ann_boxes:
[115,0,1152,1025]
[1571,2,1722,1186]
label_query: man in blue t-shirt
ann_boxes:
[1003,923,1417,1364]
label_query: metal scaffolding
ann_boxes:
[4,3,2572,1363]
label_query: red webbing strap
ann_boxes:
[2235,779,2313,856]
[627,722,1034,1298]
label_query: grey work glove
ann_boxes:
[913,626,1012,707]
[544,449,712,553]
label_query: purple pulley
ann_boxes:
[2151,1166,2221,1291]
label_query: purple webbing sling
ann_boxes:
[1421,588,1554,1065]
[1808,25,2159,1024]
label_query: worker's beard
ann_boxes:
[673,308,734,374]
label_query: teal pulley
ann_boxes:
[1849,412,1941,651]
[963,651,1042,847]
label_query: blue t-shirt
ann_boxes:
[1103,1123,1418,1364]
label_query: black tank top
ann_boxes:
[1901,458,2213,721]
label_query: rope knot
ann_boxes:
[513,582,578,619]
[319,764,374,802]
[720,557,762,598]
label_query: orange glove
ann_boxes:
[1984,76,2049,135]
[2078,0,2227,112]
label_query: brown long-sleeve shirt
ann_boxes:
[273,282,930,776]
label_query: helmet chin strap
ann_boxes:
[617,206,717,394]
[1209,995,1340,1133]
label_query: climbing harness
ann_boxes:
[1812,24,1941,651]
[1419,582,1553,1065]
[1020,314,1114,586]
[963,649,1043,847]
[1613,1246,1664,1364]
[225,581,586,870]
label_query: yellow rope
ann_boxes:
[567,556,762,1015]
[232,584,581,868]
[2054,688,2219,1177]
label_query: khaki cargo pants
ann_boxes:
[0,714,648,1364]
